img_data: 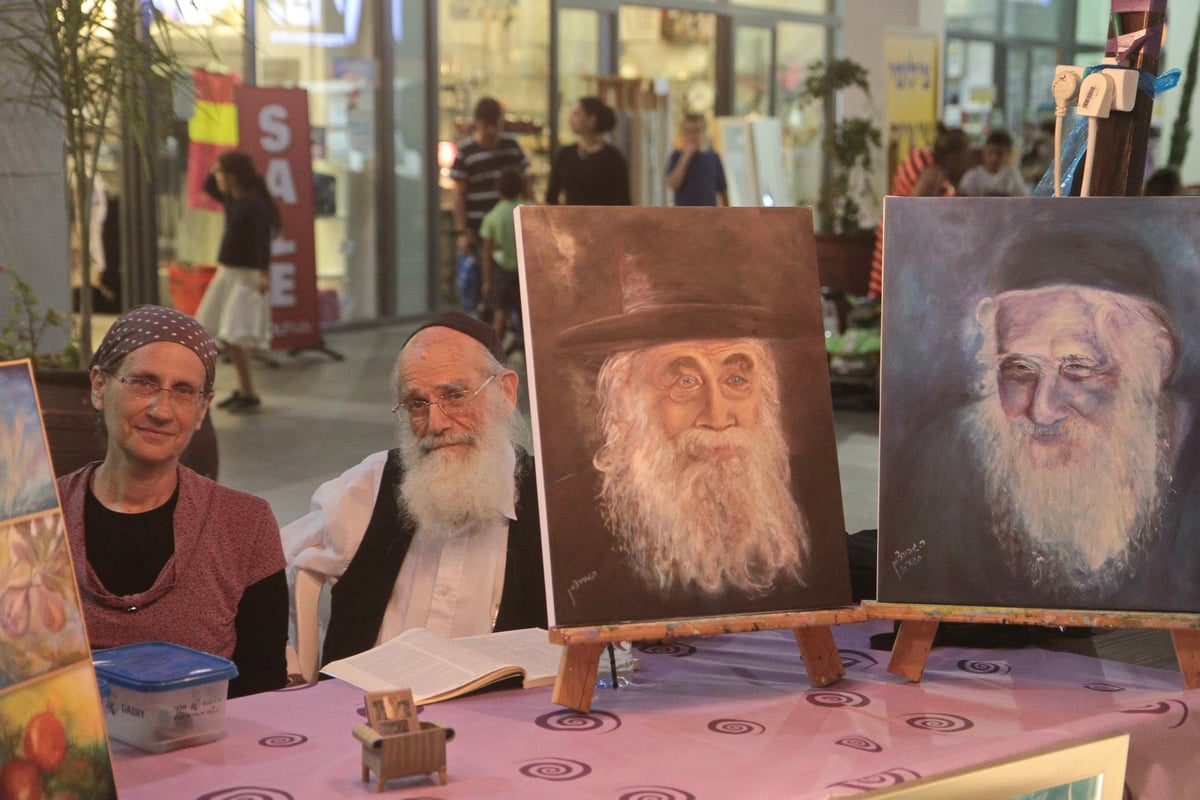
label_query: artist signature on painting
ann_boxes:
[568,571,598,606]
[892,540,926,580]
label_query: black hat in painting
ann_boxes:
[556,253,797,355]
[990,222,1168,309]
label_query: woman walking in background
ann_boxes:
[545,96,631,206]
[196,150,281,412]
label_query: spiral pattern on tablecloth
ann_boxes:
[827,768,921,790]
[534,710,622,732]
[902,713,974,732]
[805,689,871,708]
[617,786,696,800]
[257,733,307,748]
[956,659,1010,675]
[834,735,882,752]
[838,649,879,669]
[518,757,593,781]
[636,642,697,657]
[195,788,294,800]
[1083,682,1125,692]
[706,718,766,735]
[1122,699,1189,728]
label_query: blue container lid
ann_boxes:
[93,641,238,692]
[96,676,110,699]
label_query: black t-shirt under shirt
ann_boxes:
[84,486,177,596]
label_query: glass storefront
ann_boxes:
[775,21,827,217]
[153,1,428,326]
[140,0,1107,332]
[255,3,382,324]
[944,0,1107,149]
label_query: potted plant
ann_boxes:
[0,266,79,370]
[796,57,882,301]
[798,57,883,235]
[0,1,213,362]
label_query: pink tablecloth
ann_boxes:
[110,621,1200,799]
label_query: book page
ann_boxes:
[456,628,563,686]
[320,627,562,701]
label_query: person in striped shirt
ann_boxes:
[449,98,530,312]
[868,125,971,297]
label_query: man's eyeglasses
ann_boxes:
[392,374,498,422]
[104,370,208,407]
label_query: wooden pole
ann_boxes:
[1086,0,1168,195]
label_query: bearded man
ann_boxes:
[544,254,849,627]
[592,337,810,597]
[970,284,1176,601]
[282,312,546,667]
[878,226,1195,611]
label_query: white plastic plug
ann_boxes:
[1077,72,1115,118]
[1104,66,1139,112]
[1051,65,1084,111]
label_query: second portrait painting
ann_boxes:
[516,206,852,627]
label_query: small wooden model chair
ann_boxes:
[353,722,455,792]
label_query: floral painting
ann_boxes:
[0,359,116,794]
[0,513,90,690]
[0,661,116,800]
[0,361,58,522]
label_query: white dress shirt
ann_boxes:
[281,449,515,643]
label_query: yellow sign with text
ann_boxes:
[883,32,939,186]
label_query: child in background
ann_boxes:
[479,169,530,349]
[666,114,728,206]
[958,130,1030,197]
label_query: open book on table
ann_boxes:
[320,627,563,704]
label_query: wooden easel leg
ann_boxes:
[1170,629,1200,690]
[551,642,605,713]
[793,625,845,687]
[887,620,939,682]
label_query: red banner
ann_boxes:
[187,69,238,211]
[235,87,321,351]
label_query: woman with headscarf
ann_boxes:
[57,305,288,697]
[545,96,631,206]
[196,150,281,412]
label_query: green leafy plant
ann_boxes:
[0,266,79,369]
[799,58,883,235]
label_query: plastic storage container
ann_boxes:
[92,641,238,753]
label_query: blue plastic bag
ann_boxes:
[455,251,480,312]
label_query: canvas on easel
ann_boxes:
[874,197,1200,683]
[515,206,856,709]
[0,360,116,797]
[714,116,757,207]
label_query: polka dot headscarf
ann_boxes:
[91,305,218,392]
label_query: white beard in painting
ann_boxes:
[593,339,810,597]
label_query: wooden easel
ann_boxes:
[865,602,1200,689]
[548,606,865,712]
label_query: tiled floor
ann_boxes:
[86,315,1182,673]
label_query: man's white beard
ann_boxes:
[596,396,810,597]
[969,387,1170,597]
[396,395,520,534]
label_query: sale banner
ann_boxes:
[235,86,321,351]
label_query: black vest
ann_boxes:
[320,448,547,667]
